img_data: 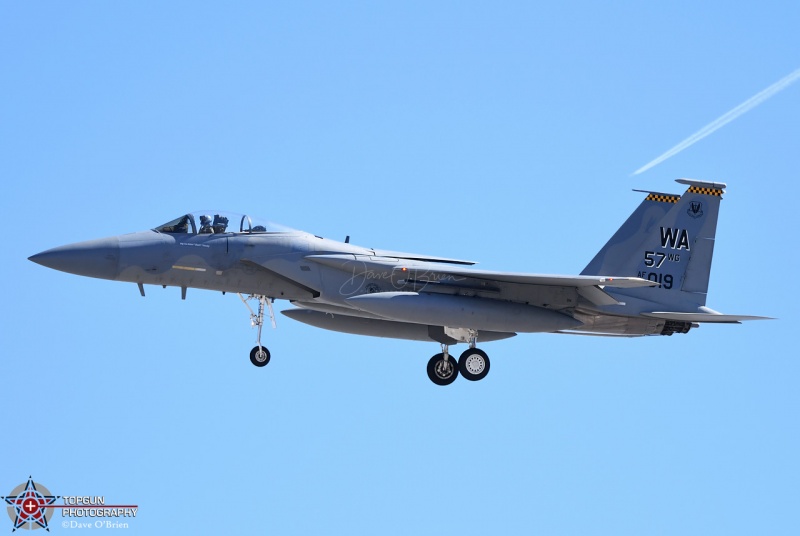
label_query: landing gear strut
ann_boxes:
[426,331,491,385]
[239,294,275,368]
[427,344,459,386]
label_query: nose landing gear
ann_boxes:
[250,346,271,367]
[239,294,275,368]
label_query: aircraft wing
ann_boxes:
[402,266,658,308]
[415,268,655,289]
[305,254,656,308]
[306,254,654,287]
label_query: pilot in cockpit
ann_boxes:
[212,215,229,234]
[199,215,214,234]
[173,215,190,234]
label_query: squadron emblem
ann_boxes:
[687,201,704,219]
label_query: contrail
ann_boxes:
[633,67,800,175]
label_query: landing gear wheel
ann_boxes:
[459,348,490,381]
[427,353,459,386]
[250,346,271,367]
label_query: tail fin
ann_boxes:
[581,190,679,276]
[582,178,726,311]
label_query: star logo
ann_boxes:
[2,477,59,532]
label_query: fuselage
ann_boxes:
[28,209,705,341]
[29,210,588,338]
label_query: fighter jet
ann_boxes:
[29,179,768,385]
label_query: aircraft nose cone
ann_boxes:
[29,237,121,280]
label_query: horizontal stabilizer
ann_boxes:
[642,312,773,323]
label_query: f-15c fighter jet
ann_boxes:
[29,178,769,385]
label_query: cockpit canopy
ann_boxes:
[154,211,297,235]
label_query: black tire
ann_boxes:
[250,346,271,367]
[426,353,459,386]
[458,348,490,381]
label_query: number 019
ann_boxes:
[647,272,673,289]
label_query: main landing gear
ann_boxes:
[426,337,491,386]
[240,294,275,368]
[238,296,490,384]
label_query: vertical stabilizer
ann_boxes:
[584,179,726,311]
[582,191,679,276]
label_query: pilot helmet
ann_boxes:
[200,215,212,226]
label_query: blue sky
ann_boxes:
[2,2,797,534]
